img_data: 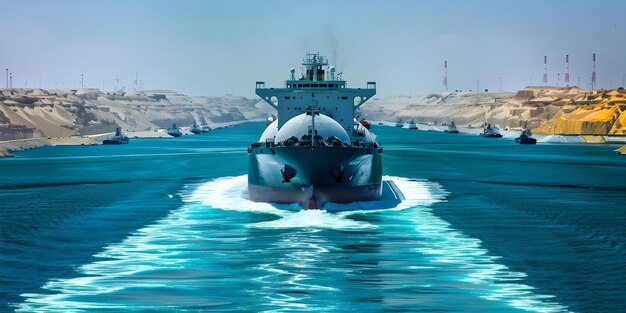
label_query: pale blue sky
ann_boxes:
[1,0,625,97]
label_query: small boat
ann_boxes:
[515,125,537,144]
[395,119,404,128]
[167,123,182,137]
[481,123,502,138]
[445,121,459,133]
[408,119,418,130]
[103,127,129,144]
[200,123,212,133]
[190,122,202,134]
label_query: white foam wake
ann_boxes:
[17,175,569,312]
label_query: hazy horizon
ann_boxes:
[1,0,625,97]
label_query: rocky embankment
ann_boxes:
[361,87,626,136]
[0,88,271,141]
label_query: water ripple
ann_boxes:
[16,175,570,312]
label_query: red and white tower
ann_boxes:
[565,55,570,86]
[591,53,597,90]
[543,56,548,85]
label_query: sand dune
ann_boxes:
[0,88,272,141]
[360,87,626,136]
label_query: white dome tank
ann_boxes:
[354,121,377,143]
[259,119,278,142]
[274,113,350,144]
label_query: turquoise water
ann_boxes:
[1,123,625,312]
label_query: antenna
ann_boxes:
[5,69,7,88]
[543,56,548,85]
[591,53,596,90]
[81,74,84,88]
[9,72,12,88]
[443,60,448,92]
[565,54,570,86]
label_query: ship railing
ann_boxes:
[252,138,378,149]
[350,140,380,149]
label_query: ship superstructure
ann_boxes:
[248,53,382,209]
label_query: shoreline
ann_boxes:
[371,120,626,147]
[3,119,625,157]
[0,119,261,157]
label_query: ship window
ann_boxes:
[284,96,290,100]
[298,84,302,87]
[304,84,310,87]
[312,84,318,87]
[287,107,290,110]
[335,107,338,110]
[341,96,348,100]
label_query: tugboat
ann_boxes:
[408,119,418,130]
[200,122,212,133]
[167,123,182,137]
[395,119,404,128]
[481,123,503,138]
[103,127,129,144]
[445,121,459,133]
[515,123,537,144]
[190,122,203,134]
[248,53,382,209]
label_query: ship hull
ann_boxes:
[248,145,383,209]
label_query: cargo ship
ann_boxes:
[248,53,382,209]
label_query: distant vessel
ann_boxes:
[200,122,212,133]
[167,123,182,137]
[445,121,459,133]
[102,127,129,145]
[408,119,418,130]
[190,122,202,134]
[395,119,404,128]
[515,123,537,144]
[481,123,502,138]
[248,53,382,209]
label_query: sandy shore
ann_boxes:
[0,136,102,157]
[371,120,626,144]
[0,119,261,157]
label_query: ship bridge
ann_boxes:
[256,53,376,139]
